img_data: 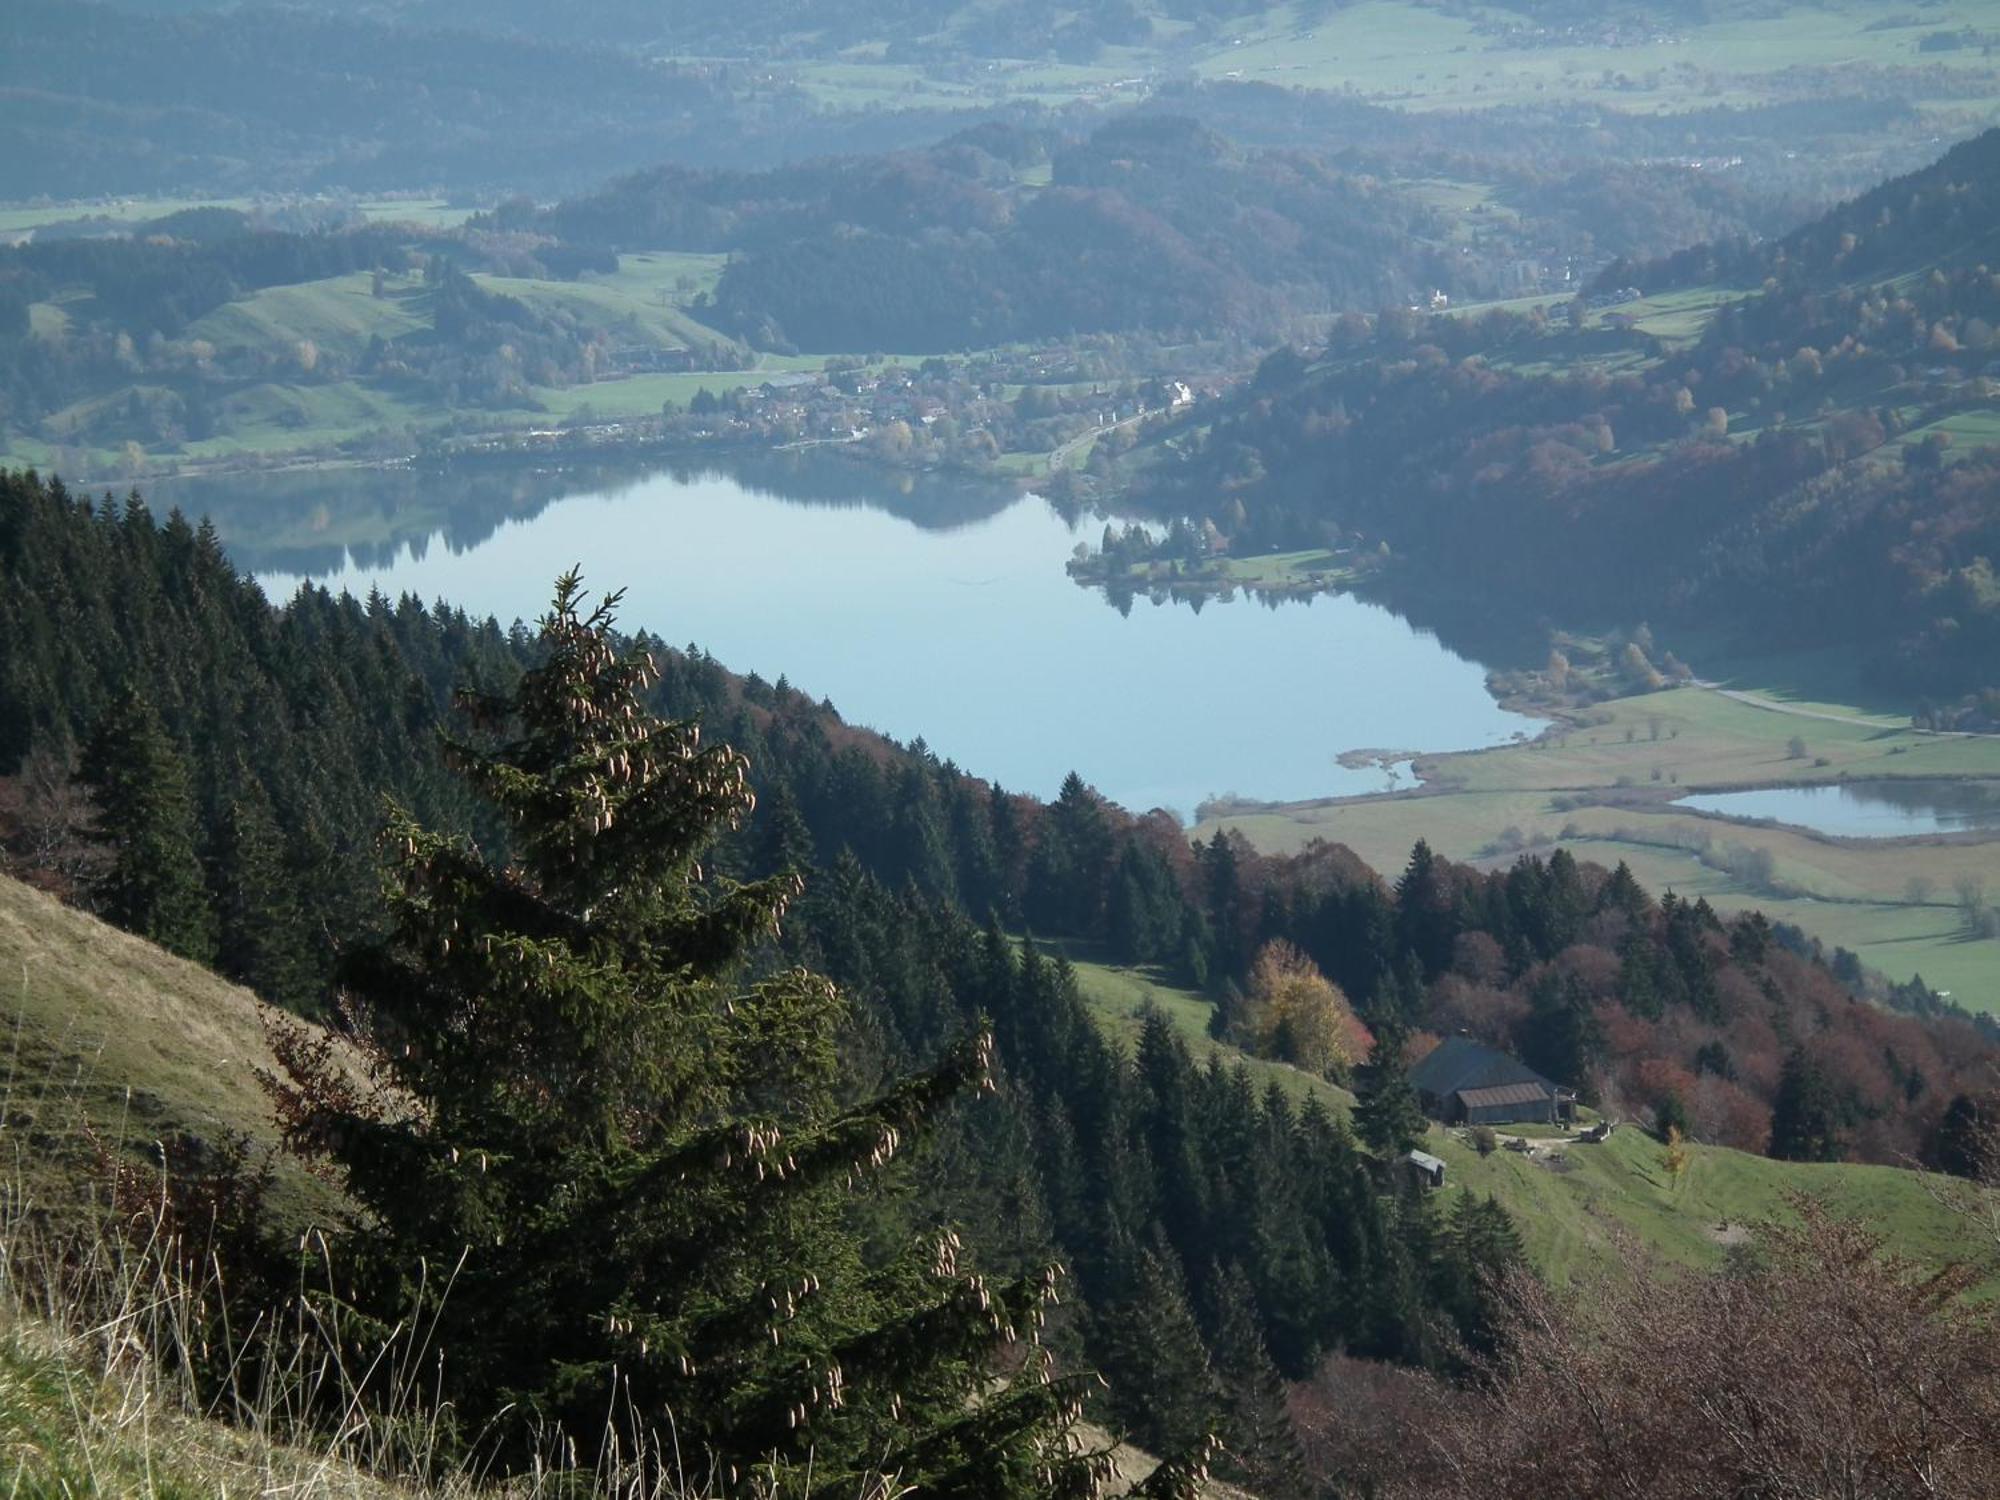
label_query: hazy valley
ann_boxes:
[4,3,2000,1497]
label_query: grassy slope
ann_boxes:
[1063,950,1992,1291]
[188,274,430,363]
[1206,683,2000,1009]
[0,874,336,1220]
[0,869,1981,1483]
[21,850,1975,1300]
[0,877,1223,1497]
[473,268,731,353]
[0,1309,409,1499]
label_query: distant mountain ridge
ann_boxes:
[1124,128,2000,701]
[1605,125,2000,295]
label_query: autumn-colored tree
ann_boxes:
[1662,1124,1689,1184]
[1241,939,1371,1079]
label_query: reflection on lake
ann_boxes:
[161,453,1539,813]
[1675,781,2000,839]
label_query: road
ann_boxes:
[1690,680,1980,737]
[1046,405,1166,471]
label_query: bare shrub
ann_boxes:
[1292,1201,2000,1499]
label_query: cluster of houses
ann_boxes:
[670,363,1197,459]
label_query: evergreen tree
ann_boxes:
[1106,840,1181,964]
[1520,968,1603,1090]
[987,783,1026,921]
[1025,772,1113,936]
[752,777,814,877]
[1597,859,1651,924]
[1664,893,1722,1022]
[1435,1193,1524,1360]
[267,575,1093,1496]
[1203,1262,1308,1499]
[78,689,215,962]
[1932,1093,1989,1180]
[1199,831,1250,981]
[1394,838,1456,977]
[1094,1244,1215,1461]
[1355,1023,1426,1157]
[212,775,314,1009]
[1769,1047,1842,1163]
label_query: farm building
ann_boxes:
[1409,1037,1573,1127]
[1403,1149,1447,1190]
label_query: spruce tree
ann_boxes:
[752,777,815,878]
[1393,838,1456,977]
[1025,772,1112,937]
[1203,1262,1308,1499]
[267,574,1099,1497]
[1933,1093,1989,1180]
[1521,968,1603,1089]
[1093,1244,1215,1461]
[78,689,215,962]
[1354,1022,1426,1157]
[212,775,316,1010]
[1769,1047,1842,1162]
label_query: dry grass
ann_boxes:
[0,1108,880,1498]
[0,875,772,1496]
[0,874,349,1226]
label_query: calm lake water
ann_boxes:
[161,454,1538,814]
[1676,781,2000,839]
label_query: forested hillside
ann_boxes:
[1123,128,2000,703]
[0,468,1521,1494]
[4,469,1993,1169]
[5,466,1998,1493]
[0,108,1850,469]
[526,117,1456,352]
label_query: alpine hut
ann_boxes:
[1409,1037,1573,1127]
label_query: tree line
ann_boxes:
[0,467,1520,1494]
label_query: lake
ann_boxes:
[159,454,1539,814]
[1675,781,2000,839]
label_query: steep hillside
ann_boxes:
[1615,125,2000,293]
[1067,952,1993,1291]
[0,872,331,1217]
[1121,127,2000,702]
[6,857,1986,1324]
[0,890,1239,1497]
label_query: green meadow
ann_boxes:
[1061,945,1991,1290]
[1205,681,2000,1010]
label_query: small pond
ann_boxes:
[1674,780,2000,839]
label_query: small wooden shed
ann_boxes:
[1402,1149,1447,1190]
